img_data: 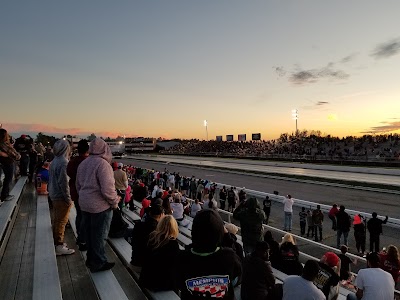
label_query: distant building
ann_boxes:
[125,137,156,153]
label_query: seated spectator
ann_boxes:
[347,252,395,300]
[140,197,151,218]
[131,204,165,272]
[264,230,280,268]
[241,241,276,300]
[283,260,326,300]
[162,197,173,215]
[338,245,356,282]
[190,198,202,217]
[140,215,180,291]
[203,193,218,210]
[314,252,340,300]
[222,223,244,262]
[176,209,242,300]
[278,233,303,275]
[379,245,400,283]
[170,195,185,221]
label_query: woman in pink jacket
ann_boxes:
[76,138,120,272]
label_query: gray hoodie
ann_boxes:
[48,140,72,203]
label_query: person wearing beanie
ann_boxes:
[336,205,351,248]
[76,138,120,272]
[241,241,275,300]
[48,139,75,256]
[346,252,394,300]
[177,209,242,300]
[353,214,366,255]
[67,139,89,250]
[367,212,388,252]
[313,252,340,300]
[283,260,326,300]
[233,197,265,255]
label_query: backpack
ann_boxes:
[109,208,129,238]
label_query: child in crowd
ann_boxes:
[338,245,357,283]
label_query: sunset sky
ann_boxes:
[1,1,400,140]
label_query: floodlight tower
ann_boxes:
[292,109,299,134]
[204,120,208,141]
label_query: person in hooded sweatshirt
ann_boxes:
[233,197,265,255]
[48,139,75,255]
[76,138,120,272]
[177,209,242,300]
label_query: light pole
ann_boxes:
[203,120,208,141]
[291,109,298,134]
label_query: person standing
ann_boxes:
[346,252,395,300]
[67,139,89,250]
[76,138,120,272]
[13,134,33,176]
[283,194,294,232]
[263,196,272,224]
[227,187,236,212]
[48,139,75,255]
[219,185,227,210]
[233,197,265,255]
[114,163,128,209]
[299,207,307,236]
[336,205,351,248]
[328,204,339,231]
[367,212,388,252]
[306,209,314,238]
[312,205,324,242]
[0,129,21,204]
[353,214,366,255]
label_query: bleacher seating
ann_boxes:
[68,207,132,300]
[32,195,63,300]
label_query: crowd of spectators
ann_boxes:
[163,133,400,161]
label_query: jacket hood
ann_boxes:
[246,197,260,210]
[89,138,112,163]
[53,140,70,159]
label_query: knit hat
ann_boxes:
[323,252,339,268]
[77,139,89,154]
[192,209,225,253]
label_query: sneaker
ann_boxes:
[3,195,14,201]
[90,262,115,273]
[55,244,75,256]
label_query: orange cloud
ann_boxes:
[1,123,138,138]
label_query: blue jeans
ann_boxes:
[82,208,113,270]
[284,212,292,231]
[0,162,14,200]
[337,229,349,248]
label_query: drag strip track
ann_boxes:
[121,157,400,219]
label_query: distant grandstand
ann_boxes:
[125,137,156,153]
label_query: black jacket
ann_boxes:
[367,216,388,235]
[131,217,158,266]
[140,239,180,291]
[336,210,351,231]
[241,254,275,300]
